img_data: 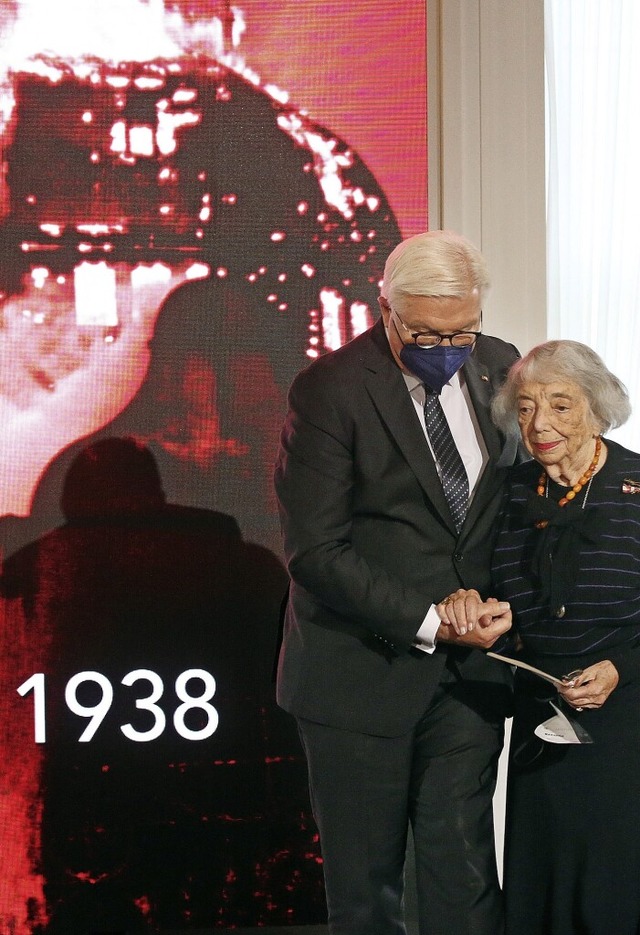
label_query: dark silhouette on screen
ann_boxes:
[1,438,323,931]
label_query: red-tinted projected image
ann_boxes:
[0,1,427,931]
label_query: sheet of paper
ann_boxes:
[487,650,567,687]
[534,701,593,744]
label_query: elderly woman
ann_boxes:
[438,339,640,935]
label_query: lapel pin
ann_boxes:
[480,374,489,382]
[622,478,640,494]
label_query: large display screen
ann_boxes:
[0,2,427,931]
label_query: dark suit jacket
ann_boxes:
[274,319,520,737]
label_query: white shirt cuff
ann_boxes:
[413,604,441,654]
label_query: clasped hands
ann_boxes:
[436,588,619,708]
[436,588,511,648]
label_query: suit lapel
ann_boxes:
[463,354,501,462]
[459,351,512,534]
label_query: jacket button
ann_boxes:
[553,605,566,618]
[454,552,464,563]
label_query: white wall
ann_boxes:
[428,0,547,356]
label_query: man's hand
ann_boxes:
[435,588,511,648]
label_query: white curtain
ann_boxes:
[545,0,640,449]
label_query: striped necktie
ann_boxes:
[424,390,469,532]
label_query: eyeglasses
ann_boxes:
[392,308,482,348]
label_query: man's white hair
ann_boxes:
[381,230,490,306]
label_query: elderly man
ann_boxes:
[274,230,519,935]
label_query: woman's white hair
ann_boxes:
[381,230,490,305]
[492,339,631,435]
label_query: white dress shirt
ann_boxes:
[402,369,489,651]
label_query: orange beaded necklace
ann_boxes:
[535,436,602,530]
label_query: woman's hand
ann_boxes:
[558,660,619,710]
[436,588,511,648]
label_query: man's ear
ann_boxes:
[378,296,391,324]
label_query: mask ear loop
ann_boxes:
[389,312,406,346]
